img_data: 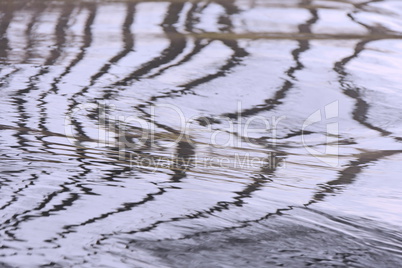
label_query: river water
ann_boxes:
[1,0,402,267]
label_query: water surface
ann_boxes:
[1,0,402,266]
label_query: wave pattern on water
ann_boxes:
[1,0,402,266]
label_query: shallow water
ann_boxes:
[1,0,402,267]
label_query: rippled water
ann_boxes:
[1,0,402,267]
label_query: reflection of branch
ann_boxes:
[343,0,402,140]
[348,0,390,35]
[0,2,45,88]
[49,4,210,239]
[0,1,28,60]
[113,2,187,87]
[334,40,400,140]
[40,3,96,146]
[308,149,402,204]
[12,1,75,152]
[141,0,249,101]
[1,3,88,238]
[222,3,319,119]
